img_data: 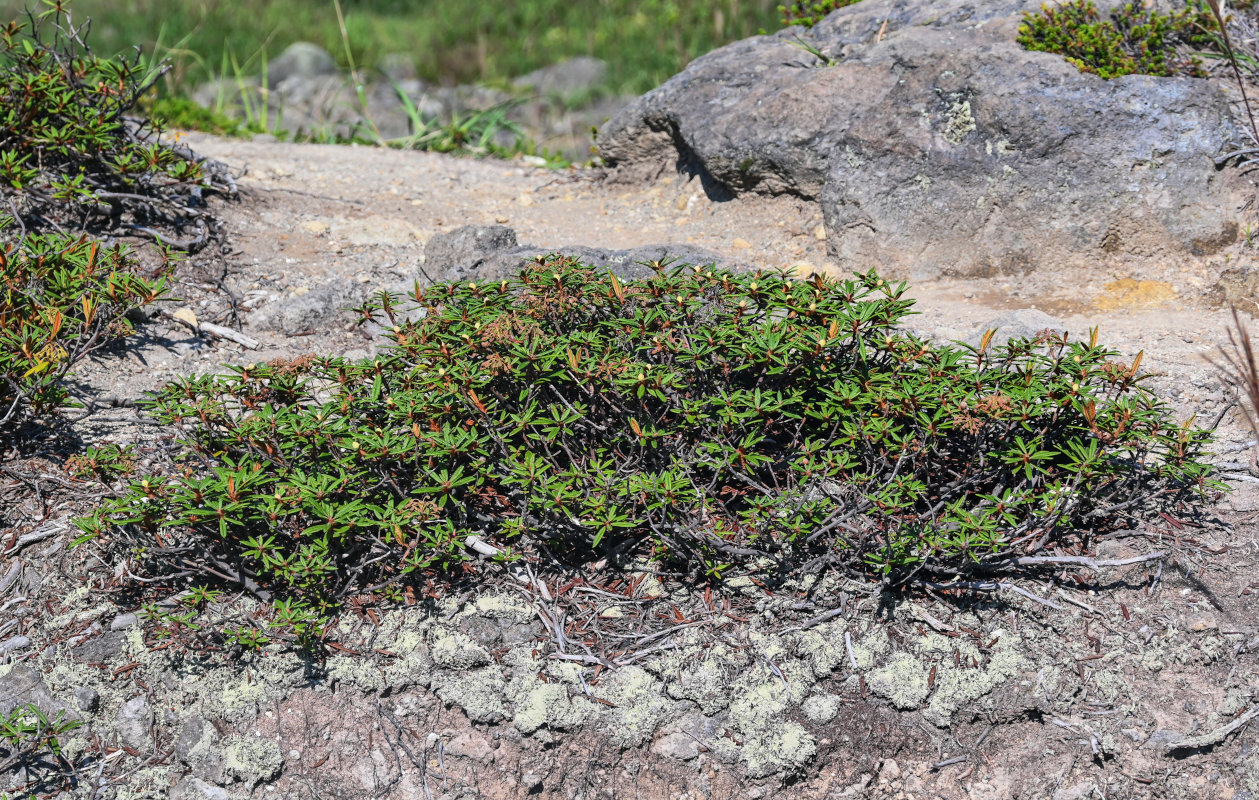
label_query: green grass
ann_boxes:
[10,0,783,97]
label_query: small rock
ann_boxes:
[513,57,608,97]
[171,308,199,330]
[176,716,224,782]
[813,224,826,241]
[971,308,1065,348]
[299,220,329,235]
[116,696,152,750]
[880,758,901,782]
[517,192,533,207]
[731,238,751,249]
[169,776,232,800]
[0,665,78,722]
[444,731,495,763]
[110,612,139,631]
[71,630,126,663]
[74,687,100,713]
[1186,614,1218,632]
[651,732,700,761]
[266,42,338,88]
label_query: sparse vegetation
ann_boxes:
[779,0,863,29]
[1017,0,1219,79]
[0,2,234,247]
[86,257,1219,646]
[0,227,169,439]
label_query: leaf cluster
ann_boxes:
[1,224,169,435]
[779,0,862,29]
[1018,0,1219,79]
[0,1,234,248]
[87,257,1219,643]
[0,702,81,785]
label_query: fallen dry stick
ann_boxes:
[1166,705,1259,753]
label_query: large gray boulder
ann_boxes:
[597,0,1247,278]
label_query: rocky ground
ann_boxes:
[5,131,1259,799]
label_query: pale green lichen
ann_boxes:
[430,666,509,723]
[503,649,592,733]
[866,652,930,710]
[664,646,744,714]
[471,593,535,622]
[802,693,841,723]
[791,621,849,678]
[924,634,1028,726]
[592,665,670,747]
[943,98,976,144]
[221,735,283,785]
[429,628,491,669]
[743,721,817,779]
[847,626,890,670]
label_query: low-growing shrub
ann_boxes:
[780,0,863,29]
[0,2,234,248]
[0,226,169,435]
[86,257,1218,643]
[1018,0,1219,79]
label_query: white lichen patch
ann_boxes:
[802,693,841,723]
[663,645,745,714]
[470,593,535,622]
[503,649,591,733]
[791,621,849,678]
[428,628,491,669]
[592,665,670,747]
[943,98,976,144]
[430,666,509,723]
[924,635,1028,726]
[743,721,817,779]
[221,734,284,785]
[847,626,890,670]
[728,662,792,738]
[866,653,931,710]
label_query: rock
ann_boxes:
[513,57,608,98]
[0,665,78,723]
[598,0,1244,279]
[443,731,494,763]
[110,612,139,631]
[71,630,126,663]
[1212,265,1259,308]
[377,53,417,83]
[971,308,1065,348]
[176,716,225,783]
[169,776,233,800]
[651,731,700,761]
[248,278,370,335]
[421,224,746,285]
[74,687,100,713]
[116,695,152,750]
[1186,613,1219,632]
[423,224,520,282]
[266,42,338,88]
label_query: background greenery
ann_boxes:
[1,0,782,95]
